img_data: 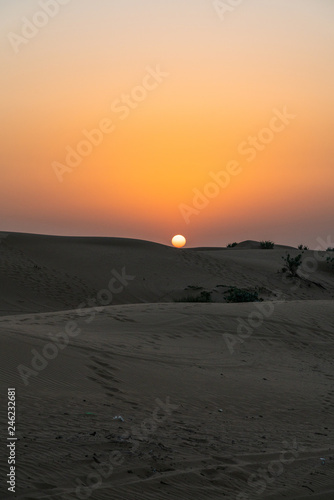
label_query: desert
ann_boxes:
[0,232,333,499]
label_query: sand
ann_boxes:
[0,232,333,499]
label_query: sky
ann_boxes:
[1,0,333,248]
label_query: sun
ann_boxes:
[172,234,186,248]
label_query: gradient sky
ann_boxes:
[1,0,333,247]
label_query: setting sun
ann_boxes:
[172,234,186,248]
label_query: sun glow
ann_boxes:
[172,235,186,248]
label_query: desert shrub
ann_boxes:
[199,291,212,302]
[327,247,334,252]
[281,252,303,277]
[176,291,212,303]
[260,241,275,249]
[326,254,334,271]
[227,242,238,248]
[298,244,309,250]
[224,287,262,303]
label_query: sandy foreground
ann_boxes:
[0,233,333,499]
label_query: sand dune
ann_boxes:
[0,301,333,499]
[0,233,334,499]
[0,232,333,315]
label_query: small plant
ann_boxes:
[224,287,262,303]
[260,240,275,249]
[281,252,303,277]
[326,254,334,271]
[326,247,334,252]
[184,285,204,291]
[298,244,309,251]
[176,291,212,303]
[227,242,238,248]
[199,291,212,302]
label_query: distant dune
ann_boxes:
[193,240,296,251]
[0,232,333,316]
[232,239,296,250]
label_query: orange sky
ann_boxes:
[1,0,333,247]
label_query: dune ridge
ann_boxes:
[0,232,333,316]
